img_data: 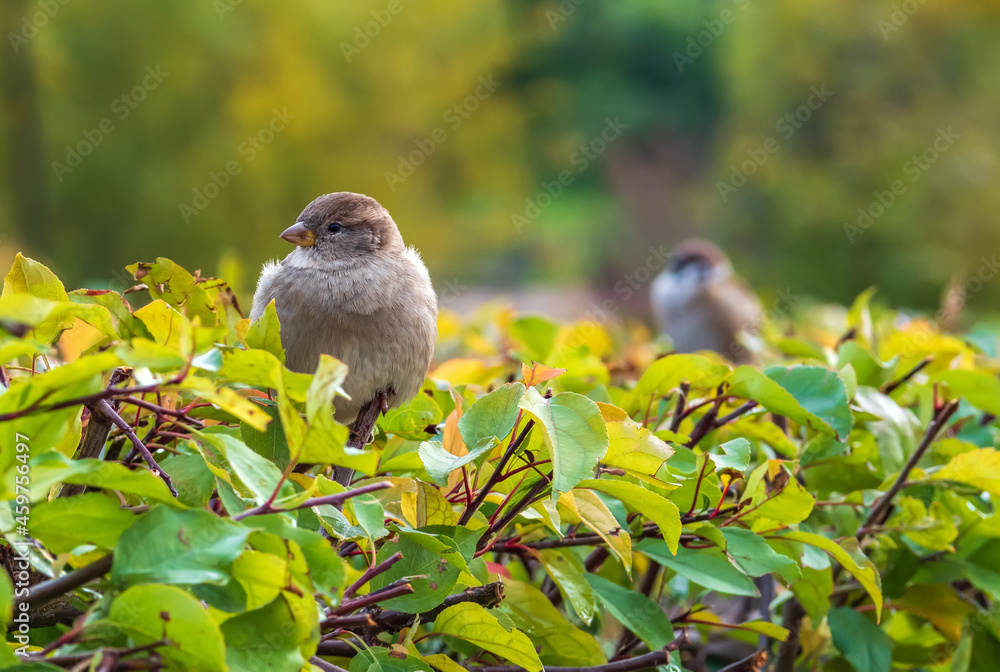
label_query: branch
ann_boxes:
[881,356,933,395]
[859,399,960,536]
[466,631,688,672]
[322,582,505,636]
[95,398,177,497]
[342,551,402,600]
[459,420,535,526]
[668,383,689,433]
[335,390,392,486]
[718,649,769,672]
[62,369,132,497]
[231,481,392,521]
[329,581,415,616]
[684,392,725,448]
[478,477,550,552]
[714,400,758,428]
[15,554,113,608]
[310,657,349,672]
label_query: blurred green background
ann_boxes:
[1,0,998,318]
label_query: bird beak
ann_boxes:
[280,222,315,247]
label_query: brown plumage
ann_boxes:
[250,192,437,424]
[650,239,761,363]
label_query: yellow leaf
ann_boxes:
[559,490,631,572]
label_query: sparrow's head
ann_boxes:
[666,239,732,288]
[279,192,403,264]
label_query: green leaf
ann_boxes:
[232,550,289,611]
[889,497,957,551]
[933,448,1000,498]
[112,506,250,586]
[249,515,345,597]
[708,438,751,471]
[27,452,178,505]
[244,299,285,363]
[380,395,444,440]
[107,584,226,672]
[636,540,759,597]
[729,366,852,438]
[779,531,882,621]
[435,602,543,672]
[239,402,290,471]
[740,461,815,525]
[220,593,318,672]
[3,254,68,301]
[603,415,676,479]
[213,433,293,505]
[585,574,675,650]
[28,493,138,553]
[791,566,834,623]
[509,316,559,362]
[458,382,526,447]
[418,436,498,486]
[764,365,854,439]
[370,531,463,612]
[560,490,631,572]
[128,258,217,326]
[577,478,681,554]
[538,550,599,626]
[0,570,11,633]
[350,494,390,546]
[721,528,800,582]
[828,607,891,672]
[519,387,610,501]
[935,370,1000,416]
[498,579,606,666]
[635,353,732,395]
[349,647,433,672]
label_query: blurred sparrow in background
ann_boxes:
[650,239,761,363]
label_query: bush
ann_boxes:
[0,254,997,672]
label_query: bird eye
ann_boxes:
[328,222,342,233]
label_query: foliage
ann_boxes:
[4,2,1000,309]
[1,254,999,672]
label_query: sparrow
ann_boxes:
[250,192,437,430]
[650,239,761,363]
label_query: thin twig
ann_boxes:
[714,400,758,428]
[232,481,392,521]
[859,399,960,536]
[342,551,403,600]
[96,399,177,497]
[458,420,535,526]
[669,382,690,432]
[309,657,349,672]
[881,356,933,395]
[330,582,415,616]
[15,554,113,608]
